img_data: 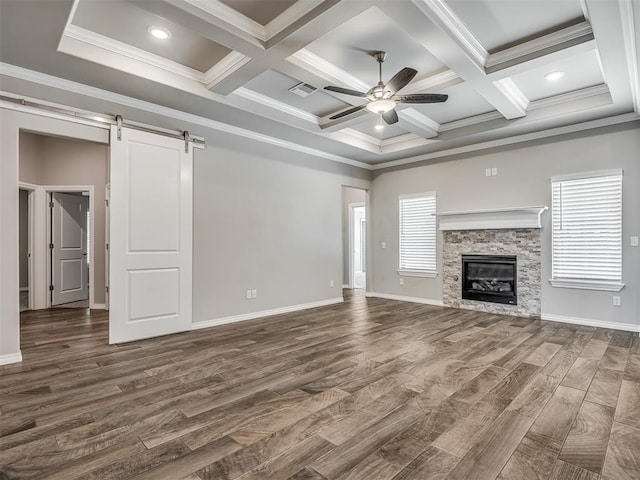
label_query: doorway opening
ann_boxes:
[19,188,31,312]
[18,131,108,312]
[342,186,367,291]
[351,204,366,289]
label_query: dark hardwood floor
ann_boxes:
[1,290,639,479]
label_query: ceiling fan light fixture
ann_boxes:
[148,27,171,39]
[366,99,396,114]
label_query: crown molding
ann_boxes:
[412,0,488,68]
[619,0,640,113]
[381,133,424,148]
[233,87,318,124]
[264,0,327,40]
[486,21,594,71]
[204,51,252,89]
[182,0,267,42]
[62,24,206,83]
[288,49,371,93]
[439,111,504,132]
[0,63,372,170]
[528,84,610,111]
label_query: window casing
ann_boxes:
[399,193,437,277]
[550,170,624,291]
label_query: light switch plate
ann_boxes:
[631,236,639,247]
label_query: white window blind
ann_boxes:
[399,193,437,275]
[551,172,622,283]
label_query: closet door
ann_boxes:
[51,192,89,306]
[109,126,192,343]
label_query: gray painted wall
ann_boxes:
[342,186,366,286]
[192,145,369,323]
[18,132,109,305]
[370,122,640,328]
[19,189,28,290]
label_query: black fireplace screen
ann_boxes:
[462,255,517,305]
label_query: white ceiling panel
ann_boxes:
[73,0,231,72]
[510,49,605,101]
[446,0,585,52]
[407,83,496,125]
[242,69,350,117]
[351,118,409,140]
[305,6,447,87]
[219,0,297,25]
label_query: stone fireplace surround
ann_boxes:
[438,207,547,318]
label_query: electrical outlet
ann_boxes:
[330,280,334,288]
[381,241,386,249]
[399,278,404,286]
[246,290,252,300]
[251,289,257,299]
[631,236,639,247]
[613,296,621,306]
[485,168,491,177]
[491,167,498,176]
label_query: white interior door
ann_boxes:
[109,126,193,343]
[51,192,89,305]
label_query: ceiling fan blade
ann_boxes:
[385,67,417,95]
[396,93,448,103]
[382,108,399,125]
[324,86,367,97]
[329,104,367,120]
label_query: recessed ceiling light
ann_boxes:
[148,27,170,39]
[545,71,564,81]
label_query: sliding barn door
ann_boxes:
[109,126,193,343]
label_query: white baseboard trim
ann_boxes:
[342,284,350,289]
[91,303,107,310]
[541,313,640,333]
[365,292,444,307]
[192,297,344,330]
[19,287,28,292]
[0,351,23,365]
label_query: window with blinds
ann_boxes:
[551,171,623,289]
[399,193,437,276]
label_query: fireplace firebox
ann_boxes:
[462,255,517,305]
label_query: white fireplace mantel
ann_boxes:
[436,206,548,231]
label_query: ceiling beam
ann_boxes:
[582,0,634,109]
[201,1,372,94]
[375,0,533,119]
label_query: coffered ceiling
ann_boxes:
[0,0,638,169]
